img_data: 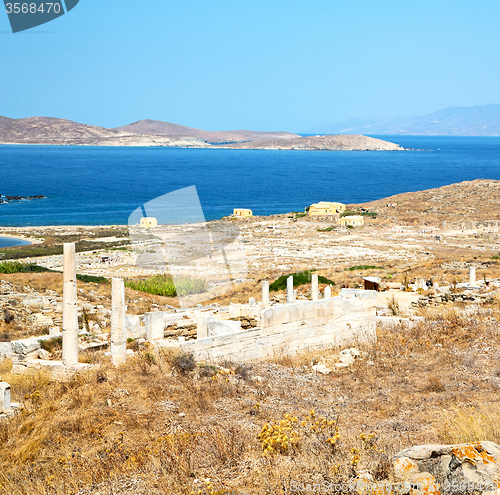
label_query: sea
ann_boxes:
[0,135,499,228]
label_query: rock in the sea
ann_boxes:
[393,442,500,493]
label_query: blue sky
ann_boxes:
[1,0,499,131]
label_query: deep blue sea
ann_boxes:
[0,136,499,227]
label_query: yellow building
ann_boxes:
[140,217,158,228]
[233,208,253,217]
[308,202,346,216]
[339,215,364,227]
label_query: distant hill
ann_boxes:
[311,104,500,136]
[0,116,123,144]
[114,119,300,144]
[0,115,300,146]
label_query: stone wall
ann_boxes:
[157,289,376,362]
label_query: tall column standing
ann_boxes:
[111,278,127,365]
[262,281,270,306]
[311,273,319,300]
[469,267,476,287]
[287,276,294,303]
[62,243,79,365]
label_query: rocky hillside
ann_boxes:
[0,116,123,144]
[0,115,299,146]
[352,179,500,224]
[216,134,404,150]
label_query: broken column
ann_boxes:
[111,278,127,365]
[62,243,79,366]
[324,286,332,299]
[469,267,476,287]
[0,382,10,413]
[262,281,270,306]
[311,274,319,300]
[287,276,294,303]
[145,312,164,341]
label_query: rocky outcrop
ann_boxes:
[0,195,45,204]
[215,134,404,151]
[393,442,500,494]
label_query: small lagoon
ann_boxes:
[0,237,31,248]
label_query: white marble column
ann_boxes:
[262,281,269,306]
[469,267,476,287]
[111,278,127,365]
[311,273,319,300]
[324,286,332,299]
[62,243,79,366]
[287,276,294,303]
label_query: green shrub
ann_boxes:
[347,265,385,271]
[125,274,207,297]
[317,226,335,232]
[39,336,63,353]
[269,270,335,292]
[0,261,51,274]
[76,274,108,284]
[340,210,377,218]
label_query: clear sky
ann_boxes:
[1,0,499,132]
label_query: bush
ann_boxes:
[0,261,50,274]
[347,265,385,271]
[39,336,63,353]
[269,270,335,291]
[76,274,108,284]
[317,226,335,232]
[340,210,377,218]
[125,274,207,297]
[173,353,196,374]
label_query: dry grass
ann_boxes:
[0,307,500,494]
[440,404,500,445]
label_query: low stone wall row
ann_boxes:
[157,289,377,362]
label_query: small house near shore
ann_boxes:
[339,215,364,227]
[233,208,253,217]
[140,217,158,228]
[308,202,346,216]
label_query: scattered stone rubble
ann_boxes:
[413,289,498,308]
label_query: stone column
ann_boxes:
[287,276,294,303]
[469,267,476,287]
[197,313,208,339]
[324,286,332,299]
[262,281,270,306]
[145,312,164,341]
[311,274,319,300]
[0,382,11,413]
[62,243,79,366]
[111,278,127,366]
